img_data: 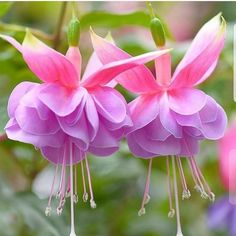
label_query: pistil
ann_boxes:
[69,141,76,236]
[172,156,183,236]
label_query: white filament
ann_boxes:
[69,141,76,236]
[172,156,183,236]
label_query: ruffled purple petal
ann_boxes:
[133,128,181,155]
[126,133,157,158]
[159,93,182,138]
[38,83,87,116]
[85,94,99,141]
[8,81,38,117]
[201,104,227,140]
[91,86,126,123]
[15,104,59,135]
[178,133,199,156]
[58,112,90,147]
[168,88,207,115]
[199,96,218,123]
[142,116,171,141]
[5,118,65,148]
[41,140,85,165]
[127,94,159,133]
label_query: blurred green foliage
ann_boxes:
[0,2,235,236]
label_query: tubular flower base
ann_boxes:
[91,14,227,236]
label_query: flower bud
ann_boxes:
[150,17,166,47]
[67,16,80,47]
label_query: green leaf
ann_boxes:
[0,2,12,18]
[80,11,172,39]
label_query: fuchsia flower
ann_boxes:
[208,121,236,236]
[0,30,170,236]
[91,14,227,236]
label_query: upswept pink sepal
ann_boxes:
[170,13,226,89]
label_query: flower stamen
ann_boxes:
[188,156,208,199]
[138,158,153,216]
[45,163,59,216]
[57,148,67,215]
[73,165,79,203]
[166,156,175,218]
[85,156,96,209]
[81,159,88,202]
[191,157,215,202]
[176,156,191,200]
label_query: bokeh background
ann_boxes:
[0,1,234,236]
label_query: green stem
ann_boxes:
[0,22,53,40]
[53,2,68,50]
[146,1,156,18]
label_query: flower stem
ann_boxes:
[0,22,53,40]
[53,2,67,49]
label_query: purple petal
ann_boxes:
[133,129,181,155]
[85,95,99,141]
[142,116,171,141]
[58,112,90,146]
[127,94,159,133]
[178,133,199,156]
[159,93,182,138]
[201,105,227,140]
[41,141,85,165]
[5,118,65,148]
[92,86,127,123]
[8,81,37,117]
[15,104,59,135]
[126,133,157,158]
[90,122,119,149]
[89,146,119,157]
[199,96,218,123]
[168,88,207,115]
[38,83,87,116]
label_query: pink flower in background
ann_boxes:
[92,14,227,236]
[0,30,170,236]
[208,121,236,236]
